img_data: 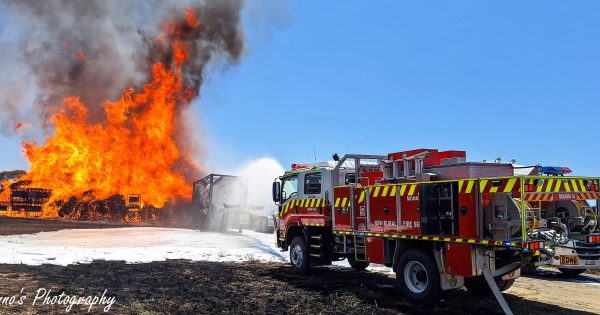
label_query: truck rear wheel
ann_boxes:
[347,256,370,271]
[558,268,585,277]
[396,249,441,303]
[290,236,310,274]
[464,276,514,293]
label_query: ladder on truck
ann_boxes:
[353,234,367,262]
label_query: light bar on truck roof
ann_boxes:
[291,163,309,170]
[539,166,572,176]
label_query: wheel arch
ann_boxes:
[392,239,435,273]
[285,224,307,245]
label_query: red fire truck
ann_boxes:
[271,149,600,308]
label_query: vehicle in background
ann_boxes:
[193,174,274,233]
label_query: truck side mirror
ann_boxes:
[272,181,281,203]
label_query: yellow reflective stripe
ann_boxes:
[408,184,417,196]
[373,186,381,197]
[564,181,572,192]
[335,198,340,207]
[573,180,581,191]
[479,179,488,193]
[381,185,389,197]
[504,178,517,192]
[400,185,408,196]
[536,181,544,192]
[554,180,561,192]
[545,179,554,192]
[309,199,315,207]
[465,180,474,193]
[489,185,499,193]
[458,180,464,193]
[580,180,586,191]
[358,191,365,203]
[342,197,348,207]
[390,186,397,196]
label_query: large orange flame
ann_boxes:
[0,13,201,219]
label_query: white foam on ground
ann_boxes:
[0,227,286,266]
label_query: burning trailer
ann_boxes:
[192,174,274,233]
[0,180,50,218]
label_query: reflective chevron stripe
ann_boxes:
[331,231,542,255]
[280,198,328,216]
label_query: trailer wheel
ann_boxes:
[558,268,585,277]
[464,276,514,293]
[396,249,441,303]
[347,256,370,271]
[290,236,310,274]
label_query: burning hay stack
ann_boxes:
[0,0,245,222]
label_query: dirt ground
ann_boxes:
[0,217,599,315]
[0,261,599,315]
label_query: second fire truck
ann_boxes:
[272,149,600,308]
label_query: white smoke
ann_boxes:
[231,157,284,216]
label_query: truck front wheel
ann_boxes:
[290,236,310,274]
[396,249,441,303]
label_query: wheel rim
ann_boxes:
[404,261,428,293]
[290,244,303,267]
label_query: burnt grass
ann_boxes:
[0,260,595,315]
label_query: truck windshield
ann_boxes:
[282,175,298,202]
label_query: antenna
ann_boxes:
[313,145,316,162]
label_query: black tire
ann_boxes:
[464,276,514,293]
[558,268,585,277]
[289,236,310,274]
[396,249,441,303]
[521,265,538,275]
[348,256,370,271]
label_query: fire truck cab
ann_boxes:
[273,150,561,308]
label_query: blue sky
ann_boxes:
[2,1,600,176]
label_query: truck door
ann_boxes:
[300,171,324,216]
